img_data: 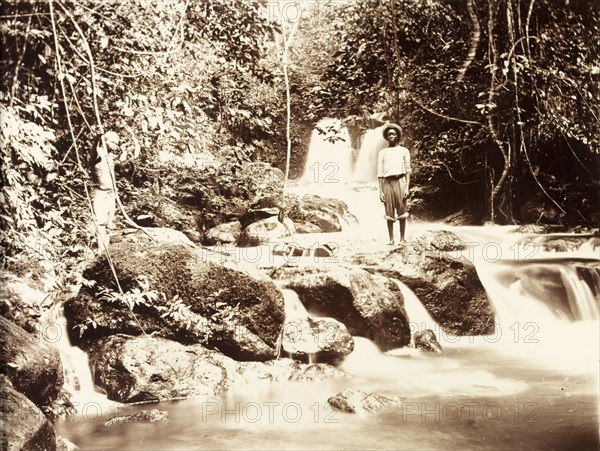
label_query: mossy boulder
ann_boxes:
[88,335,351,403]
[286,194,358,233]
[238,216,295,246]
[65,243,285,361]
[203,221,242,245]
[281,317,354,363]
[88,334,238,403]
[379,231,495,336]
[0,316,63,406]
[274,265,411,351]
[0,376,56,451]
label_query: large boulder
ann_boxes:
[282,317,354,363]
[88,335,350,403]
[287,194,358,233]
[64,243,285,361]
[274,266,411,351]
[0,316,63,406]
[0,376,56,451]
[203,221,242,245]
[238,216,295,246]
[88,334,238,403]
[239,208,280,229]
[371,230,495,336]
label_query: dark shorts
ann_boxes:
[382,175,407,220]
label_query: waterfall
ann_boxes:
[57,120,599,451]
[50,306,113,412]
[352,125,388,182]
[300,119,388,184]
[395,281,439,335]
[281,288,309,320]
[301,118,353,185]
[458,230,600,372]
[280,288,317,363]
[560,265,600,320]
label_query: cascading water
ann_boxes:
[352,125,388,182]
[56,122,599,450]
[50,305,115,414]
[300,118,354,185]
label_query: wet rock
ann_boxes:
[282,317,354,362]
[251,195,282,210]
[272,241,339,259]
[382,231,495,336]
[135,214,155,227]
[236,359,349,383]
[235,358,302,383]
[0,316,63,406]
[56,436,78,451]
[274,266,411,351]
[294,222,322,234]
[566,226,599,235]
[542,238,580,252]
[413,329,442,353]
[238,216,295,246]
[287,194,358,233]
[133,200,202,243]
[514,224,556,234]
[65,243,285,361]
[288,363,350,382]
[0,376,56,451]
[519,199,563,224]
[89,334,349,404]
[88,334,238,403]
[239,208,280,229]
[104,409,168,427]
[203,221,242,245]
[412,230,467,252]
[327,388,401,414]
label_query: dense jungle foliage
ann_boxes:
[1,0,598,281]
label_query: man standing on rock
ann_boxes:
[377,123,411,245]
[88,131,120,255]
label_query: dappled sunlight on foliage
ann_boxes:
[306,0,599,225]
[0,103,60,259]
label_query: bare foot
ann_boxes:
[387,240,395,245]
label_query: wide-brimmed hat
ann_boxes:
[382,123,402,140]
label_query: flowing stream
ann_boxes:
[55,121,599,450]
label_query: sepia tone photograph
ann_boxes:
[1,0,598,449]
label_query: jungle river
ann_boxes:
[55,121,599,450]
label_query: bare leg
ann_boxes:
[387,220,395,244]
[399,218,407,242]
[92,189,115,256]
[97,224,110,255]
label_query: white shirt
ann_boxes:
[377,145,411,178]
